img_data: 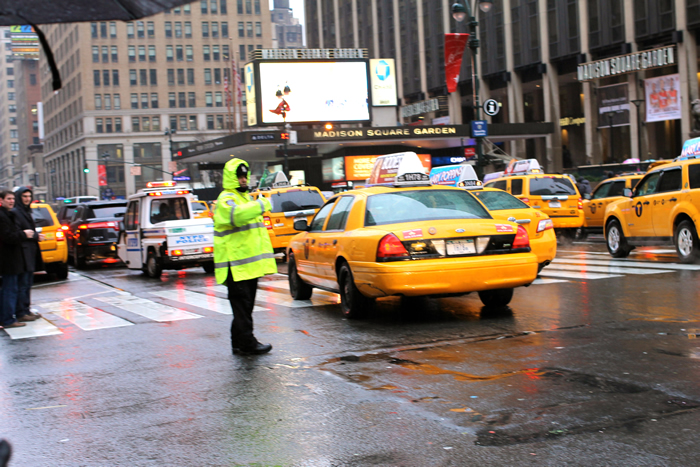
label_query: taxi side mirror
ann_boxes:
[583,193,592,200]
[293,218,309,231]
[623,188,633,198]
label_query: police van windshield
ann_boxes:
[529,177,577,196]
[365,190,491,226]
[473,191,529,210]
[150,198,190,223]
[270,190,324,213]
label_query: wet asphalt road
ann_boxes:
[1,239,699,466]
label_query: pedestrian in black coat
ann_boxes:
[0,190,33,328]
[12,187,44,321]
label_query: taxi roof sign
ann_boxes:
[366,152,430,187]
[456,165,483,190]
[258,171,291,189]
[504,158,542,175]
[428,164,482,189]
[678,137,700,161]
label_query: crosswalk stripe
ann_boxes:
[152,289,268,314]
[532,277,570,285]
[211,283,340,308]
[39,300,134,330]
[554,256,700,271]
[2,318,62,339]
[94,294,203,322]
[546,263,674,275]
[538,270,623,280]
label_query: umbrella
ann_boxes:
[0,0,194,90]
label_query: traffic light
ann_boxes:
[83,164,90,174]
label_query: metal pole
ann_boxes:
[469,5,483,179]
[631,99,644,161]
[608,113,614,163]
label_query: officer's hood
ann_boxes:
[14,186,33,211]
[223,158,250,191]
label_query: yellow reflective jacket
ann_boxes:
[213,158,277,283]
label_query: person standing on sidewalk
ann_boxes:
[12,187,44,322]
[0,190,35,329]
[213,158,277,355]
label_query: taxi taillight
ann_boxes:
[61,225,69,230]
[56,230,65,241]
[578,198,583,209]
[263,216,272,230]
[376,233,409,261]
[512,225,530,249]
[536,219,553,233]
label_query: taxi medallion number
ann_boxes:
[446,239,476,255]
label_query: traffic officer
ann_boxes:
[213,158,277,355]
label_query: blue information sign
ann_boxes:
[471,120,488,137]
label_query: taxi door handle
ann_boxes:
[643,201,650,205]
[332,239,338,245]
[669,197,677,202]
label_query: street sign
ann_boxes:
[471,120,488,137]
[130,166,142,176]
[483,99,500,116]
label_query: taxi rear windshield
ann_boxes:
[365,190,491,226]
[270,190,324,213]
[31,207,54,227]
[529,177,577,196]
[191,202,208,212]
[473,191,529,210]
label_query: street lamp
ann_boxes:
[164,127,177,159]
[452,0,493,179]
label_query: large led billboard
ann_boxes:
[257,61,370,125]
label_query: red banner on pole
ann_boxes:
[444,33,469,93]
[98,165,107,186]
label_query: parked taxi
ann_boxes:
[251,172,325,261]
[30,202,69,279]
[604,140,700,263]
[431,164,556,272]
[483,159,584,241]
[286,152,539,318]
[580,173,643,237]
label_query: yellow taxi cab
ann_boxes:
[483,159,584,241]
[191,200,213,219]
[30,202,69,279]
[430,163,556,272]
[580,173,643,238]
[604,141,700,263]
[286,152,539,318]
[251,171,326,260]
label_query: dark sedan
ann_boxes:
[64,200,127,268]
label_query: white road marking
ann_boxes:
[39,300,134,330]
[554,256,700,271]
[94,295,203,322]
[211,283,340,308]
[263,280,341,300]
[546,263,674,275]
[153,289,267,314]
[538,270,624,280]
[2,318,63,339]
[532,277,570,285]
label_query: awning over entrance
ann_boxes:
[175,122,555,165]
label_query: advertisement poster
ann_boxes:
[98,165,107,186]
[345,154,431,181]
[369,59,397,106]
[322,157,345,182]
[245,63,257,127]
[645,74,681,123]
[597,83,630,128]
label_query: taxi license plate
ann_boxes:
[446,239,476,255]
[548,200,561,208]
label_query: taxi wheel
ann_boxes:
[202,262,215,274]
[73,247,86,269]
[55,262,69,280]
[675,220,699,264]
[288,254,312,300]
[478,288,514,308]
[146,252,162,278]
[606,219,631,258]
[338,263,372,319]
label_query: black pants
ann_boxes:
[226,273,259,351]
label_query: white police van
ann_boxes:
[116,181,214,278]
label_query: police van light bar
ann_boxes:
[147,181,177,188]
[365,152,431,187]
[147,189,191,196]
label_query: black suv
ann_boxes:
[63,200,127,268]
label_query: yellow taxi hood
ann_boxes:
[222,158,250,191]
[363,219,518,241]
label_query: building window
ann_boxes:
[166,45,174,61]
[177,68,185,85]
[137,21,145,38]
[10,129,17,138]
[239,44,245,60]
[103,70,110,86]
[127,22,134,38]
[115,118,122,132]
[175,22,182,38]
[131,93,138,109]
[188,92,196,107]
[104,94,112,110]
[254,0,260,14]
[174,6,181,13]
[176,45,183,61]
[170,116,178,129]
[184,4,191,14]
[94,70,101,86]
[102,46,109,63]
[207,115,214,129]
[246,0,251,14]
[6,68,13,76]
[113,70,120,85]
[215,91,223,107]
[9,116,16,125]
[91,22,98,38]
[213,45,220,60]
[246,22,253,37]
[140,69,148,85]
[142,117,151,132]
[222,22,229,38]
[100,22,108,38]
[238,22,244,37]
[7,79,13,88]
[201,0,208,13]
[96,118,104,133]
[214,68,221,84]
[211,0,218,13]
[221,0,227,13]
[95,94,102,109]
[141,93,149,109]
[114,94,121,109]
[147,21,155,37]
[178,92,187,107]
[189,115,197,130]
[151,93,159,108]
[212,22,219,38]
[186,45,193,61]
[165,22,172,38]
[10,142,19,150]
[128,45,136,62]
[167,69,175,85]
[237,0,243,14]
[255,22,261,37]
[205,92,213,107]
[223,44,230,60]
[204,68,212,85]
[203,45,211,61]
[185,21,192,38]
[110,22,117,38]
[111,45,118,62]
[169,92,176,108]
[186,68,195,85]
[153,116,161,131]
[130,70,137,85]
[150,69,157,85]
[105,118,113,133]
[92,46,99,62]
[138,45,146,61]
[202,22,209,37]
[132,117,140,132]
[217,115,225,129]
[149,45,156,62]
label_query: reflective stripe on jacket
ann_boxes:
[213,158,277,283]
